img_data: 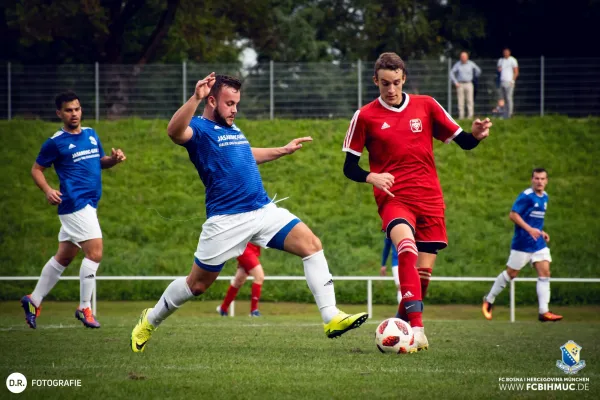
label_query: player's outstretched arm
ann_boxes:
[100,148,127,169]
[167,73,215,145]
[509,211,542,240]
[31,163,62,205]
[251,137,312,165]
[453,118,492,150]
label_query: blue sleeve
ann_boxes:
[391,243,398,267]
[96,133,106,158]
[511,193,530,215]
[35,139,59,167]
[381,238,392,266]
[180,118,202,148]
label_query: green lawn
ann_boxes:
[1,117,599,304]
[1,302,599,399]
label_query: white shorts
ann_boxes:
[58,205,103,247]
[194,202,300,270]
[506,247,552,270]
[391,265,399,287]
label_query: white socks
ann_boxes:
[486,270,511,304]
[30,257,66,307]
[147,277,194,327]
[79,258,100,309]
[303,250,339,323]
[537,277,550,314]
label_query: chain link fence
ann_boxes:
[1,58,599,121]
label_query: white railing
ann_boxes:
[2,276,599,323]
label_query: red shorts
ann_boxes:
[379,200,448,250]
[236,243,262,273]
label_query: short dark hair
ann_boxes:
[208,75,242,99]
[532,168,547,177]
[55,91,80,110]
[374,52,407,78]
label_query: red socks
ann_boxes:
[418,267,432,298]
[396,239,423,328]
[221,285,239,312]
[250,283,262,312]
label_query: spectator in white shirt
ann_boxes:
[497,48,519,118]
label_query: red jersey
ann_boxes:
[342,94,462,216]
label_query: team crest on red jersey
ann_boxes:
[409,119,422,133]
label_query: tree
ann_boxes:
[2,0,243,117]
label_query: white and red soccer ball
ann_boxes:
[375,318,414,354]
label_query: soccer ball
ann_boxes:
[375,318,414,354]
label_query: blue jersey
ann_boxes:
[36,127,105,215]
[181,117,270,218]
[381,237,398,267]
[510,188,549,252]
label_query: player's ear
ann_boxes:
[372,75,378,86]
[56,109,61,118]
[207,95,217,108]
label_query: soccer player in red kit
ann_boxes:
[343,52,492,351]
[217,243,264,316]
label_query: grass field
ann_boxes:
[1,301,599,399]
[1,117,599,305]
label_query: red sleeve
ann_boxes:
[429,97,462,143]
[342,109,367,156]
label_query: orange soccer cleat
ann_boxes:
[539,311,563,322]
[482,297,493,320]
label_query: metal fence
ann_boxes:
[2,275,599,322]
[2,58,599,121]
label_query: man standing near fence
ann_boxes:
[22,91,126,329]
[450,51,481,119]
[497,48,519,118]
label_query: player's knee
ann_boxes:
[253,271,265,285]
[302,234,323,256]
[538,268,551,278]
[188,280,208,296]
[84,249,103,263]
[233,275,246,287]
[55,256,74,267]
[506,268,519,279]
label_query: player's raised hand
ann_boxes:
[542,231,550,242]
[194,72,216,100]
[472,118,492,141]
[45,188,62,205]
[367,172,395,197]
[528,228,542,241]
[111,148,127,163]
[283,137,313,154]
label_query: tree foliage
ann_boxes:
[4,0,598,65]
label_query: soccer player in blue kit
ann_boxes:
[21,91,126,329]
[130,74,368,352]
[482,168,563,322]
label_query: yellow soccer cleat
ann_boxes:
[412,328,429,352]
[130,308,156,353]
[324,311,368,338]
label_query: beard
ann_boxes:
[214,107,233,127]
